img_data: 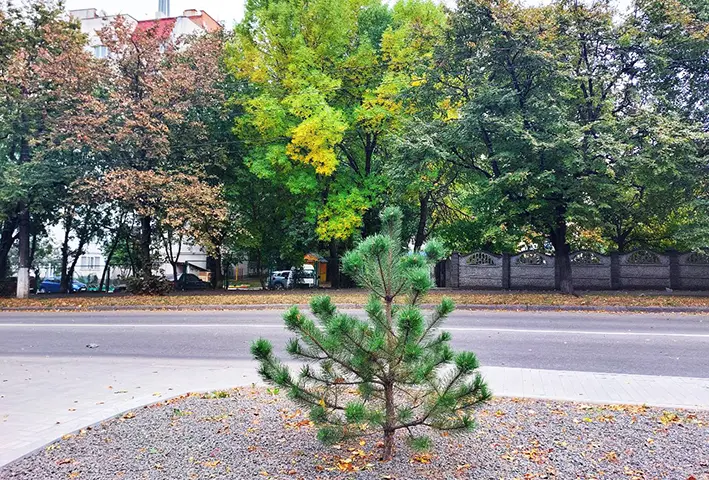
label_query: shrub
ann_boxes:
[125,275,173,295]
[252,207,491,460]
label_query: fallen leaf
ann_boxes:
[411,453,432,464]
[604,451,619,463]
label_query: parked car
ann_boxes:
[174,273,210,291]
[268,270,292,290]
[38,277,87,294]
[292,264,317,288]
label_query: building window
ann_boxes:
[93,45,108,58]
[80,256,101,268]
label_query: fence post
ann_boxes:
[667,249,680,290]
[450,252,460,288]
[502,253,511,290]
[610,252,621,290]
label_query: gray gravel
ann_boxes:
[2,388,708,479]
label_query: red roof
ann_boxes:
[135,18,176,40]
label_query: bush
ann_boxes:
[125,275,173,295]
[252,207,491,461]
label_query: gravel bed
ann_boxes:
[2,388,708,479]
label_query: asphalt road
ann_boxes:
[1,310,708,378]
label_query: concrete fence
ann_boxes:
[437,250,709,290]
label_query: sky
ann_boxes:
[65,0,631,29]
[64,0,458,28]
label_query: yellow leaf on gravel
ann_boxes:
[604,451,619,463]
[659,412,680,425]
[411,453,432,464]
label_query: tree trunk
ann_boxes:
[66,238,87,291]
[139,215,152,278]
[214,251,223,289]
[256,253,265,289]
[327,239,340,289]
[413,193,429,252]
[99,237,119,293]
[60,211,73,292]
[0,215,18,280]
[382,382,395,461]
[550,214,573,295]
[125,236,136,276]
[16,205,30,299]
[29,228,37,269]
[172,262,179,286]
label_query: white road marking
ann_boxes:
[0,323,708,338]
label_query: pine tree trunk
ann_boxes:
[382,382,395,461]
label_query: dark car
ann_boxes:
[175,273,210,291]
[38,277,87,294]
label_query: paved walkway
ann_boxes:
[2,356,709,467]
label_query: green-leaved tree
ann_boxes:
[251,207,490,460]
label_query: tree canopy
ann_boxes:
[0,0,707,296]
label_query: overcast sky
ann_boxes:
[62,0,514,29]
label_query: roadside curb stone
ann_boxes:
[1,303,709,313]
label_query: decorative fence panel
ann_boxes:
[618,250,671,289]
[571,251,612,290]
[441,250,709,291]
[509,252,555,290]
[458,252,504,289]
[678,252,709,290]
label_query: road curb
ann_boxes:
[1,303,709,313]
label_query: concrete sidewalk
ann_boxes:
[1,356,709,467]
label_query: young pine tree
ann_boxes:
[251,207,490,460]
